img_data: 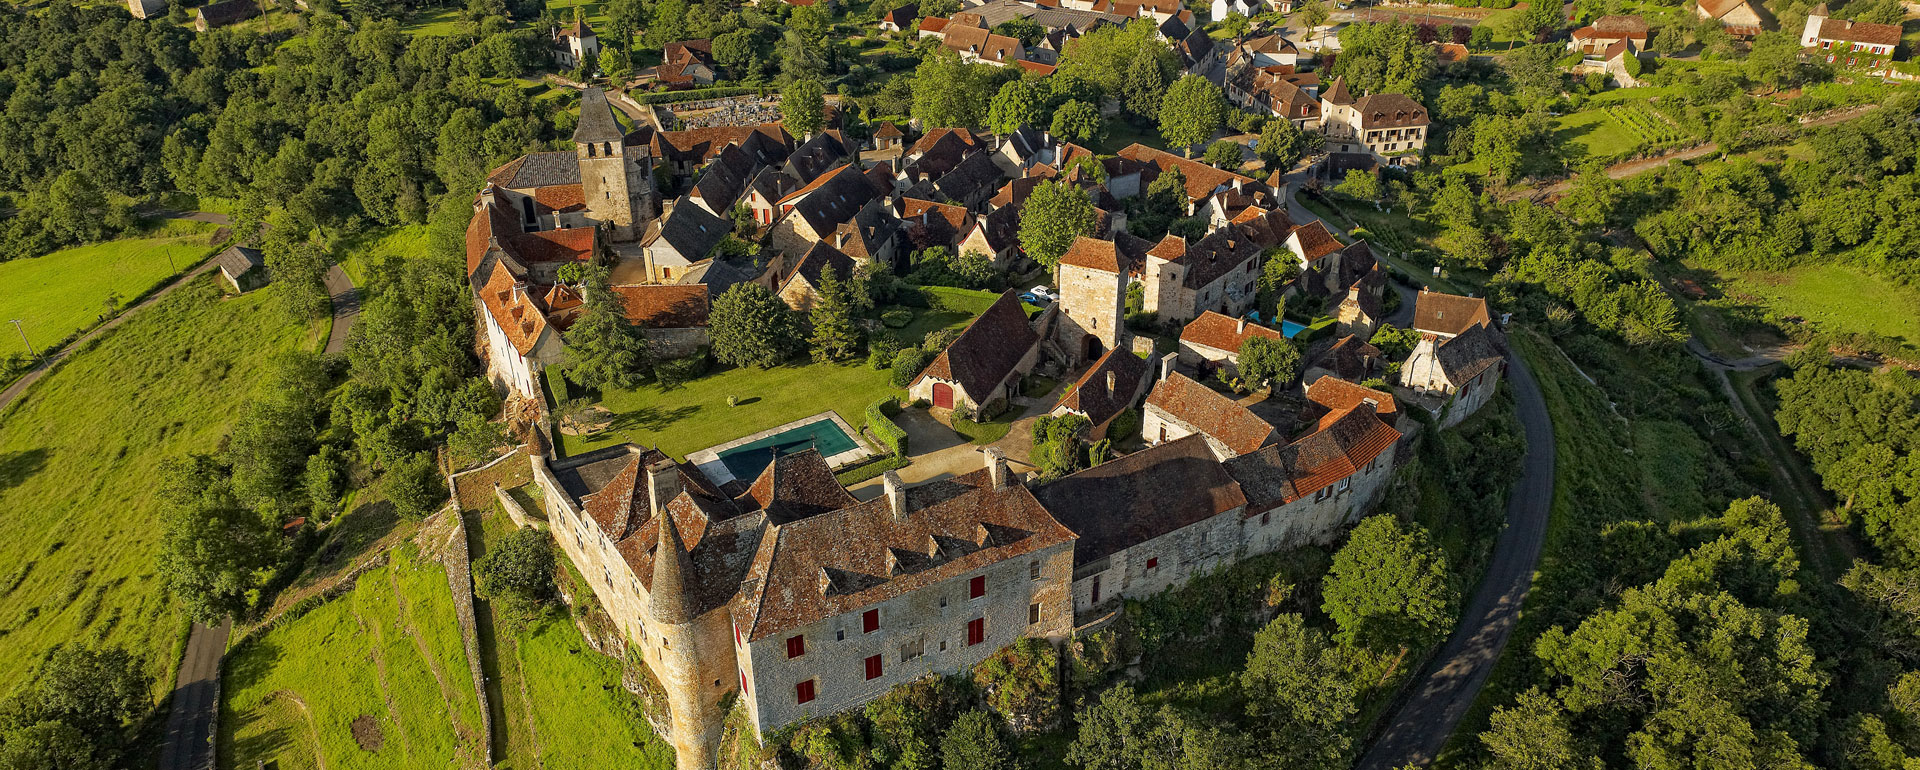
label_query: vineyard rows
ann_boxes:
[1605,101,1691,144]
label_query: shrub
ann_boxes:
[1108,408,1142,442]
[387,452,445,518]
[881,308,913,328]
[867,397,909,457]
[972,638,1061,733]
[891,348,931,387]
[923,327,960,353]
[869,335,903,369]
[655,351,709,388]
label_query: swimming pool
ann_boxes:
[713,416,862,481]
[1280,320,1308,338]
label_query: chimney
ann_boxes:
[646,456,681,519]
[1106,370,1117,394]
[1237,315,1247,334]
[1159,352,1178,383]
[883,471,907,521]
[985,447,1009,490]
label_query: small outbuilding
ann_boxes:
[214,245,268,293]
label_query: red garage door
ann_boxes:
[932,383,954,409]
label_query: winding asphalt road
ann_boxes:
[1354,349,1557,770]
[158,620,230,770]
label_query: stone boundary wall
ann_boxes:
[439,502,495,766]
[495,484,544,530]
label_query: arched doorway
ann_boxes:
[1083,335,1104,361]
[932,382,954,409]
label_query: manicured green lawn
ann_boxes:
[1722,263,1920,349]
[0,222,220,356]
[0,275,310,699]
[399,6,466,35]
[219,544,487,770]
[561,360,905,459]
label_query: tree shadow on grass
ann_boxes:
[309,499,400,579]
[0,448,50,496]
[602,404,699,435]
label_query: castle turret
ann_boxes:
[576,87,659,242]
[648,512,728,770]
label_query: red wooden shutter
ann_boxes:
[865,654,883,680]
[969,575,986,599]
[787,635,806,659]
[966,618,985,646]
[796,680,815,704]
[862,608,880,633]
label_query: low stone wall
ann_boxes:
[494,484,545,531]
[440,507,495,765]
[450,447,534,513]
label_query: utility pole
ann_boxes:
[10,319,36,361]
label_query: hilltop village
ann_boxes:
[466,82,1503,767]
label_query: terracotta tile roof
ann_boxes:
[569,449,766,618]
[1234,207,1296,247]
[1306,335,1381,385]
[1322,75,1353,105]
[1291,220,1343,261]
[1032,434,1246,567]
[1816,16,1901,46]
[875,121,905,139]
[920,15,950,32]
[1148,234,1187,261]
[974,205,1020,253]
[902,197,974,245]
[1116,144,1255,203]
[1060,236,1126,273]
[991,177,1044,209]
[906,129,987,180]
[649,123,793,167]
[775,241,858,293]
[1223,400,1399,511]
[1571,14,1648,39]
[534,184,587,213]
[1411,290,1491,336]
[507,227,597,264]
[1696,0,1751,21]
[663,39,714,65]
[1179,310,1285,354]
[1144,372,1277,456]
[917,290,1039,401]
[476,262,551,356]
[734,467,1075,641]
[943,26,1025,63]
[1303,375,1397,430]
[1055,348,1149,426]
[612,284,710,328]
[543,282,585,328]
[1016,60,1057,75]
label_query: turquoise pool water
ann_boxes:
[716,418,859,480]
[1280,320,1308,338]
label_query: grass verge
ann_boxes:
[0,223,221,356]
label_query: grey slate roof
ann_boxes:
[1435,323,1504,384]
[1032,435,1247,567]
[688,143,758,213]
[499,151,582,189]
[213,245,264,277]
[931,151,1005,204]
[650,202,732,262]
[574,87,627,144]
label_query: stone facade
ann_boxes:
[1054,259,1129,363]
[738,539,1074,733]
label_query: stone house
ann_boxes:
[1801,4,1900,61]
[613,284,712,358]
[475,261,566,400]
[685,143,760,218]
[910,291,1043,414]
[1319,79,1429,167]
[959,206,1021,268]
[899,197,976,253]
[554,18,601,68]
[1695,0,1763,36]
[643,123,793,180]
[1136,227,1262,324]
[878,2,919,32]
[1399,291,1504,428]
[529,445,1076,770]
[1142,372,1277,457]
[1303,334,1381,385]
[768,164,892,257]
[194,0,259,31]
[1115,144,1258,209]
[1335,281,1382,340]
[128,0,165,20]
[1224,384,1402,555]
[1176,311,1288,381]
[761,241,859,312]
[1034,435,1251,611]
[1049,348,1151,439]
[214,245,268,293]
[743,167,800,228]
[640,202,732,284]
[1566,14,1647,55]
[1225,64,1323,129]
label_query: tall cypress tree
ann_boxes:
[561,264,650,390]
[809,265,862,362]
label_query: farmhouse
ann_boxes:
[1567,14,1648,55]
[1319,80,1429,167]
[1177,311,1288,380]
[1695,0,1763,36]
[1049,347,1152,439]
[909,290,1044,414]
[1800,3,1900,60]
[1399,290,1506,427]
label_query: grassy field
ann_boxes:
[466,497,674,770]
[1719,263,1920,350]
[0,222,221,356]
[560,360,905,459]
[0,275,311,699]
[219,543,488,770]
[337,224,435,286]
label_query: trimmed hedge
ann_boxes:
[633,87,762,105]
[835,455,908,485]
[544,364,572,408]
[866,397,908,457]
